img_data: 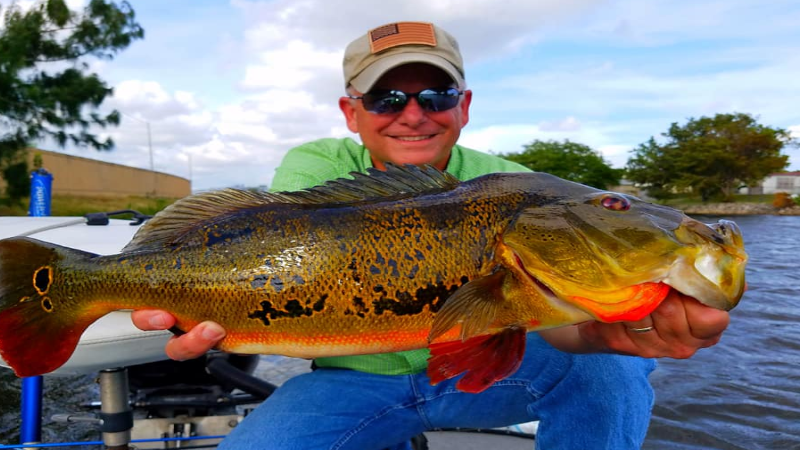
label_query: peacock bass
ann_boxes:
[0,164,747,393]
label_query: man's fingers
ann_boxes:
[164,321,226,361]
[648,292,691,341]
[131,309,176,331]
[682,296,730,340]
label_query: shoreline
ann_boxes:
[679,202,800,216]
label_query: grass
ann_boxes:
[0,194,180,217]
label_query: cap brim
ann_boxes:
[349,53,465,93]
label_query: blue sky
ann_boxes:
[19,0,800,190]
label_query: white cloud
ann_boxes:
[539,116,582,132]
[27,0,800,190]
[240,40,341,90]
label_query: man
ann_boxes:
[133,22,729,449]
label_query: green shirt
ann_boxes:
[270,137,530,375]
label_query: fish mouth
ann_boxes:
[665,219,748,311]
[679,219,747,260]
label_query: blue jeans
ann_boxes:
[218,334,656,450]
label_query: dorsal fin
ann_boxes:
[122,163,460,252]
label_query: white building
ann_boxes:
[760,172,800,195]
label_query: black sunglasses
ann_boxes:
[348,87,464,114]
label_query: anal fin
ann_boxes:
[427,326,527,393]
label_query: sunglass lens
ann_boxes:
[361,88,461,113]
[363,91,408,114]
[418,89,460,112]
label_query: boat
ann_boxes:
[0,214,537,449]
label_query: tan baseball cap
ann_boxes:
[343,22,465,93]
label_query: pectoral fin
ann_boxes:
[427,326,527,393]
[428,269,508,344]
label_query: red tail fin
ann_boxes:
[0,300,93,376]
[427,326,527,393]
[0,237,100,377]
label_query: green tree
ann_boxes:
[499,139,623,189]
[0,0,144,200]
[626,113,793,201]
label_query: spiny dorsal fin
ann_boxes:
[121,189,295,252]
[122,163,460,252]
[290,163,460,203]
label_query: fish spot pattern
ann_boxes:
[33,266,52,295]
[41,296,54,313]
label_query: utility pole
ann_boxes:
[146,122,154,172]
[121,113,156,196]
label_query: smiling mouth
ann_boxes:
[393,135,434,141]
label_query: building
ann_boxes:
[742,171,800,195]
[0,148,190,198]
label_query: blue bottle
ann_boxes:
[28,168,53,217]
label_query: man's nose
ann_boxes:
[396,97,427,126]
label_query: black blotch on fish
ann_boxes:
[314,295,327,312]
[352,296,369,318]
[372,278,467,316]
[248,295,327,326]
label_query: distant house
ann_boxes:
[742,171,800,195]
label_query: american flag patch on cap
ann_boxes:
[369,22,437,54]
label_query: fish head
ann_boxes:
[500,177,747,322]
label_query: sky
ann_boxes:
[10,0,800,191]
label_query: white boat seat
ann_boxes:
[0,217,172,376]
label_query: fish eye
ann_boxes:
[600,195,630,211]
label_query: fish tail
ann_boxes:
[0,237,102,377]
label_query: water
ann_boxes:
[1,215,798,449]
[644,215,800,449]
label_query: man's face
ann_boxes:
[339,63,472,171]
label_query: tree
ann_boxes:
[625,113,793,201]
[0,0,144,200]
[499,139,623,189]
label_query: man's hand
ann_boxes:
[131,310,225,361]
[540,290,730,358]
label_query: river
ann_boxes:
[1,215,798,449]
